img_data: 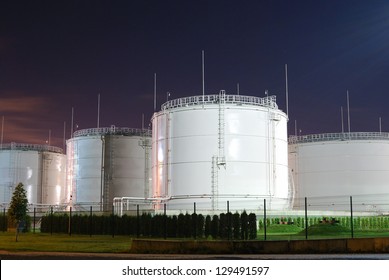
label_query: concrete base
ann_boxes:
[130,237,389,254]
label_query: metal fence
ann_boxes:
[2,194,389,240]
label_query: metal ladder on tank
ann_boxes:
[211,90,226,211]
[218,90,226,166]
[103,137,114,211]
[139,130,151,199]
[7,147,17,200]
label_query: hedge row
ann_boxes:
[40,211,257,239]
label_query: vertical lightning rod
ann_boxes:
[347,90,351,135]
[285,64,289,117]
[154,73,157,112]
[379,117,382,133]
[71,107,74,138]
[97,93,100,128]
[202,50,205,107]
[142,113,145,131]
[63,121,66,151]
[1,116,4,149]
[237,83,240,95]
[341,106,344,133]
[294,120,297,136]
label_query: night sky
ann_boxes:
[1,0,389,149]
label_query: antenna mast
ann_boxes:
[71,107,74,138]
[202,51,205,97]
[285,64,289,117]
[154,73,157,111]
[202,50,205,107]
[1,116,4,149]
[347,90,351,136]
[63,121,66,151]
[341,106,344,133]
[142,113,145,131]
[294,120,297,136]
[97,93,101,128]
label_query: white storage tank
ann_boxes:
[0,143,66,206]
[66,126,151,211]
[151,92,290,211]
[289,132,389,212]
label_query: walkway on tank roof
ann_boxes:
[73,127,151,138]
[289,132,389,144]
[0,143,63,154]
[161,94,278,111]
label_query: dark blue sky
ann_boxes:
[1,0,389,148]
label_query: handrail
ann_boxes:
[289,132,389,144]
[161,94,278,111]
[0,142,63,154]
[73,126,152,138]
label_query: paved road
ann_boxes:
[1,250,389,260]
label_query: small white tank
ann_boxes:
[289,132,389,212]
[0,143,66,206]
[66,126,151,211]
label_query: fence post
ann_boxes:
[264,199,267,241]
[164,203,167,240]
[350,196,354,239]
[305,197,308,240]
[136,205,140,238]
[89,206,93,237]
[193,202,197,240]
[2,208,5,232]
[68,207,72,236]
[33,208,36,234]
[112,205,115,238]
[50,206,53,235]
[227,200,231,240]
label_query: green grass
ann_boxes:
[256,223,389,241]
[298,223,350,236]
[0,232,132,253]
[263,224,303,234]
[2,225,389,253]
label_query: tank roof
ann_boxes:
[161,94,279,111]
[289,132,389,144]
[73,127,151,138]
[0,143,63,154]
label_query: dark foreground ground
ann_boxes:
[1,250,389,260]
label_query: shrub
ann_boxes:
[204,215,212,238]
[240,211,248,239]
[211,215,219,239]
[232,212,241,240]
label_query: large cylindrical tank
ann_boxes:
[289,132,389,212]
[0,143,66,206]
[151,92,290,211]
[66,126,152,211]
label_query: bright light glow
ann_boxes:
[228,138,240,160]
[158,146,164,162]
[27,167,33,179]
[26,184,33,202]
[55,184,61,203]
[227,113,240,134]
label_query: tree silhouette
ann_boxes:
[7,182,28,241]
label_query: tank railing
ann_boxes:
[0,142,63,154]
[73,127,152,138]
[161,94,278,111]
[289,132,389,144]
